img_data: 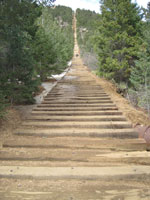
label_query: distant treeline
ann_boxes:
[0,1,74,117]
[76,1,150,114]
[76,9,99,52]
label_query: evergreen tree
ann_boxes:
[0,0,55,117]
[95,0,142,83]
[0,0,41,104]
[76,9,100,52]
[130,2,150,113]
[50,5,73,25]
[34,6,74,81]
[0,1,73,118]
[145,2,150,21]
[76,9,100,70]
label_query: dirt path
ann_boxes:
[0,15,150,200]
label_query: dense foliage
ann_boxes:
[76,9,100,70]
[76,9,100,52]
[129,3,150,112]
[95,0,142,83]
[50,5,73,25]
[0,1,74,117]
[76,1,150,114]
[94,0,150,113]
[34,6,74,80]
[0,0,42,106]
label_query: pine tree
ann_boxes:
[130,2,150,113]
[0,0,40,104]
[76,9,100,52]
[34,6,74,81]
[0,0,56,117]
[95,0,142,83]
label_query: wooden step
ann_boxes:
[0,148,149,166]
[46,94,109,97]
[15,128,137,138]
[0,166,150,179]
[3,137,146,150]
[31,110,122,116]
[44,97,111,101]
[42,100,114,104]
[22,121,132,129]
[33,107,118,111]
[28,115,126,122]
[39,103,116,107]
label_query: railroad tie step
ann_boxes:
[0,146,149,161]
[32,107,118,112]
[43,97,111,101]
[39,103,116,107]
[3,137,146,151]
[27,115,126,122]
[37,103,116,108]
[31,110,123,116]
[0,166,150,180]
[41,100,114,104]
[22,121,132,129]
[14,128,138,138]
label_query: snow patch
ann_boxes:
[34,61,72,104]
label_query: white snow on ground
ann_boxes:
[34,61,72,104]
[34,82,57,104]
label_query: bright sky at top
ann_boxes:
[55,0,149,13]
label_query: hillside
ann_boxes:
[0,14,150,200]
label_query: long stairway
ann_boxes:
[0,15,150,200]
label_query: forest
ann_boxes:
[76,1,150,115]
[76,8,100,70]
[0,0,73,117]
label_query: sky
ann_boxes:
[55,0,149,13]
